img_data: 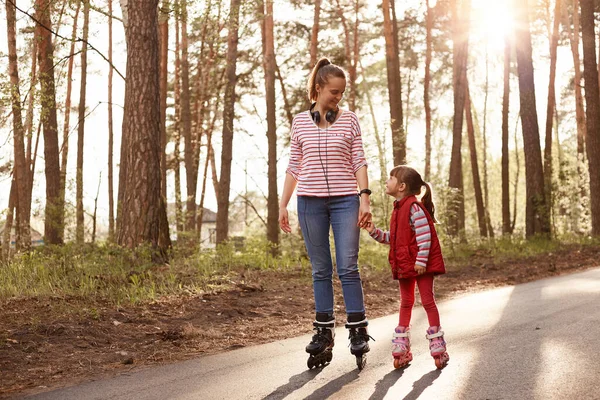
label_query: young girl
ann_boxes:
[279,57,373,370]
[363,165,449,369]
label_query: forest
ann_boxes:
[2,0,600,257]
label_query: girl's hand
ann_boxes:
[357,197,372,228]
[415,265,426,275]
[362,221,375,234]
[279,207,292,233]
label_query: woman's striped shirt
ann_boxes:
[286,110,368,197]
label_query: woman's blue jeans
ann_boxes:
[297,194,365,316]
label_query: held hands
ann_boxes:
[357,196,372,229]
[414,264,426,275]
[279,207,292,233]
[361,220,375,234]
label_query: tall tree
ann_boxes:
[424,0,433,181]
[543,0,561,234]
[580,0,600,235]
[173,5,184,235]
[465,82,488,237]
[159,0,169,201]
[448,0,470,237]
[259,0,279,251]
[568,0,587,233]
[76,0,90,243]
[180,0,195,234]
[305,0,321,111]
[35,0,64,244]
[5,0,31,249]
[216,0,242,244]
[60,0,81,241]
[502,31,512,235]
[382,0,405,165]
[513,0,550,237]
[117,0,171,253]
[108,0,115,241]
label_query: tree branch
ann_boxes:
[8,0,125,81]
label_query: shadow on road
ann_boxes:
[367,367,406,400]
[459,282,543,398]
[263,368,324,400]
[303,369,360,400]
[402,369,442,400]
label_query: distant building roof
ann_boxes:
[166,203,217,223]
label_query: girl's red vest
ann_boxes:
[388,195,446,279]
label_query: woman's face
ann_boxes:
[316,77,346,110]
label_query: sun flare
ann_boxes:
[471,0,515,52]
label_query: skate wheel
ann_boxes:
[356,355,367,371]
[393,358,402,369]
[434,353,449,369]
[307,357,315,369]
[326,351,333,362]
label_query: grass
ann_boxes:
[1,233,598,305]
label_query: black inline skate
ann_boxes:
[346,313,373,371]
[306,313,335,369]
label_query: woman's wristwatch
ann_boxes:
[359,188,372,196]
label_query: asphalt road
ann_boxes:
[22,267,600,400]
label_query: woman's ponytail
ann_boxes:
[306,57,346,103]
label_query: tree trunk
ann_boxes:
[5,0,30,250]
[180,0,196,234]
[580,0,600,236]
[568,0,587,233]
[36,0,64,245]
[465,82,488,237]
[92,173,101,243]
[502,31,512,235]
[2,180,16,258]
[306,0,321,111]
[117,0,171,255]
[514,0,550,237]
[260,0,279,251]
[173,6,184,235]
[60,0,81,241]
[360,60,390,226]
[159,0,169,201]
[448,0,470,238]
[76,0,90,243]
[424,0,433,181]
[543,0,561,236]
[216,0,241,244]
[108,0,115,241]
[382,0,405,165]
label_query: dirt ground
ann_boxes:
[1,245,599,398]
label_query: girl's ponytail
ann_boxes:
[421,182,438,223]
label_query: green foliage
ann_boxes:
[1,232,598,305]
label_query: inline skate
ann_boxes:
[392,325,412,369]
[346,314,373,371]
[306,313,335,369]
[426,326,449,369]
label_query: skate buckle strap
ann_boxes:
[393,331,410,339]
[426,330,444,340]
[345,318,368,329]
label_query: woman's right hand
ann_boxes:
[279,207,292,233]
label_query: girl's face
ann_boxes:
[385,175,406,198]
[316,77,346,111]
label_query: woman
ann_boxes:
[278,57,373,370]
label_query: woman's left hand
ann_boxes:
[357,197,372,228]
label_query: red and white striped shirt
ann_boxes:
[286,110,368,197]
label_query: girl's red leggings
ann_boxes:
[398,273,440,327]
